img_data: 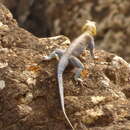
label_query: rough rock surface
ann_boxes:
[44,0,130,62]
[0,3,130,130]
[1,0,130,62]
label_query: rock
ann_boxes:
[43,0,130,62]
[1,0,130,62]
[0,3,130,130]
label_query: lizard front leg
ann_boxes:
[69,56,84,81]
[87,38,95,59]
[43,49,65,61]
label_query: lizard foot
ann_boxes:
[43,53,60,61]
[43,56,51,60]
[74,76,83,82]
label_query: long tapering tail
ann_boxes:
[57,72,74,130]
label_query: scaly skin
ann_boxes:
[43,20,96,130]
[57,33,95,130]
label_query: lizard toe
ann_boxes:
[74,76,83,82]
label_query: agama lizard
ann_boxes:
[43,20,96,130]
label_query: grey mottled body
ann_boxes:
[44,32,95,130]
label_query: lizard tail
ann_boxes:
[57,73,74,130]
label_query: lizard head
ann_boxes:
[82,20,96,36]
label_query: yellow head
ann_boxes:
[82,20,96,36]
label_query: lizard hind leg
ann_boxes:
[43,49,65,61]
[69,56,84,82]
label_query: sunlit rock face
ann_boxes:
[0,3,130,130]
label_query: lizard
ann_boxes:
[43,20,96,130]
